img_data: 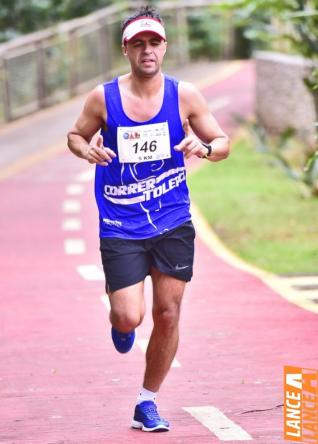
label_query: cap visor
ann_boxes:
[125,31,165,43]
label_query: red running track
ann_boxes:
[1,61,317,444]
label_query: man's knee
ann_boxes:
[152,304,180,331]
[111,309,143,333]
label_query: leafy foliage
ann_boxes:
[0,0,119,42]
[215,0,318,194]
[216,0,318,57]
[243,119,318,195]
[188,12,225,59]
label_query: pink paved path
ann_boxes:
[1,61,317,444]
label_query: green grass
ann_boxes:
[188,136,318,275]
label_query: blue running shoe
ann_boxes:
[111,327,135,353]
[131,400,170,432]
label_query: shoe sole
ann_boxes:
[131,419,170,432]
[111,328,135,353]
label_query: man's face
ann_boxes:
[123,32,167,77]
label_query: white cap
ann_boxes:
[122,17,166,44]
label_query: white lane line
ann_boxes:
[208,95,231,112]
[66,184,84,195]
[77,264,105,281]
[62,218,82,231]
[137,338,181,368]
[76,169,95,183]
[183,406,253,441]
[64,239,86,255]
[101,295,111,312]
[62,199,81,214]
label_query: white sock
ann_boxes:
[137,387,157,405]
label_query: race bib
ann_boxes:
[117,122,171,163]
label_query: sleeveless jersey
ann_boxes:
[95,75,191,239]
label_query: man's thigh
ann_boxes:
[109,280,145,321]
[150,220,195,283]
[100,237,150,294]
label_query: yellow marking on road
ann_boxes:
[0,140,66,182]
[0,95,85,136]
[193,60,244,90]
[191,203,318,315]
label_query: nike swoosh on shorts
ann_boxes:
[175,264,190,270]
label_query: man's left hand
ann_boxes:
[174,119,209,159]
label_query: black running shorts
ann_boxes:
[100,220,195,293]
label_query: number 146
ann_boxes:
[132,140,157,154]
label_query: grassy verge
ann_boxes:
[188,136,318,275]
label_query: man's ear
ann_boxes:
[122,44,128,56]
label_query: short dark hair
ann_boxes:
[121,5,164,34]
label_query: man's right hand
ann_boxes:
[85,135,116,166]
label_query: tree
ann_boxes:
[216,0,318,193]
[0,0,115,42]
[217,0,318,107]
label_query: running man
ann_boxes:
[67,5,230,432]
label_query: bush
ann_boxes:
[0,0,116,42]
[187,11,226,60]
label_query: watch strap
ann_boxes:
[201,142,212,158]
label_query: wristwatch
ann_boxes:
[201,142,212,158]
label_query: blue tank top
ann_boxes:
[95,74,191,239]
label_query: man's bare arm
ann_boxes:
[67,86,116,166]
[176,81,230,161]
